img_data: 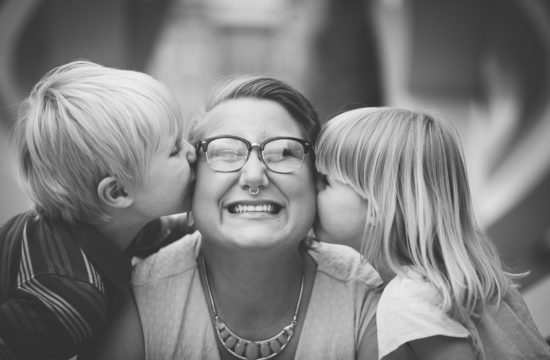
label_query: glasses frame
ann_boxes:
[196,135,313,174]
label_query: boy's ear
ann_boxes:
[97,177,134,208]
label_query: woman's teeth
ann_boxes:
[229,204,281,214]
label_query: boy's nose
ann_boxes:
[315,174,327,192]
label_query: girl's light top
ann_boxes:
[377,267,550,359]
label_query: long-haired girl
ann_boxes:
[314,107,550,359]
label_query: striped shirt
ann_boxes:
[0,211,185,360]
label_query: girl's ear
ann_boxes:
[97,177,134,208]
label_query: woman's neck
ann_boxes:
[199,242,307,337]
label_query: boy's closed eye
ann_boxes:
[316,172,330,191]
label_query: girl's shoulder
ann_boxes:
[379,269,442,311]
[377,271,470,359]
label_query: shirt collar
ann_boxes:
[68,221,132,290]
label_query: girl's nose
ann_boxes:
[184,141,197,163]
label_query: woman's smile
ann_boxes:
[226,201,283,215]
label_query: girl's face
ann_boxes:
[191,98,316,251]
[314,174,368,251]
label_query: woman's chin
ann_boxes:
[220,225,300,250]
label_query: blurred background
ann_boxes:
[0,0,549,342]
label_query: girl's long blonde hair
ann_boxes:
[315,107,511,323]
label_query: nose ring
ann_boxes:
[249,187,260,196]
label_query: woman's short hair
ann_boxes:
[189,75,320,144]
[14,60,184,225]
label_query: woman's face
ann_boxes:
[192,98,316,251]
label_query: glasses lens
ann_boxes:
[263,139,306,173]
[206,138,248,172]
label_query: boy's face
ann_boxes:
[131,136,196,220]
[313,174,367,252]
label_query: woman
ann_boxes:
[81,76,382,360]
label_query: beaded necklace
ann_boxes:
[199,257,304,360]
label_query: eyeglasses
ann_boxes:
[196,135,313,174]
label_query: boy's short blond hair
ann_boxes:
[14,60,184,225]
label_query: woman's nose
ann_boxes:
[239,149,268,189]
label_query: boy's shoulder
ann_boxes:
[0,211,33,236]
[4,211,130,290]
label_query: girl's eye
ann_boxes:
[320,174,329,185]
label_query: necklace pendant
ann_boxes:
[215,318,226,330]
[200,257,304,360]
[214,319,296,360]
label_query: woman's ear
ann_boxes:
[98,177,134,208]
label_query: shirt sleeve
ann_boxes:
[0,336,16,360]
[376,275,470,359]
[130,214,195,258]
[0,274,108,360]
